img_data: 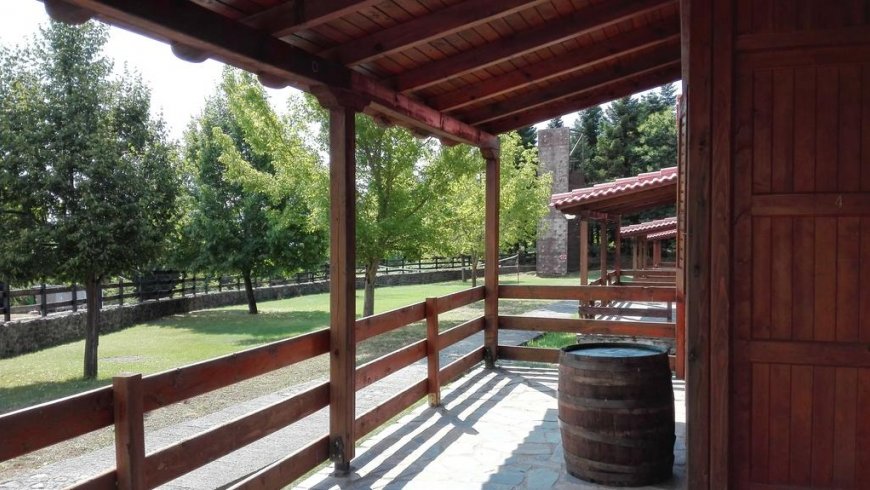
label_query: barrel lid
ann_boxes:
[561,342,666,358]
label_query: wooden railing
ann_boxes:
[497,284,679,371]
[0,286,487,489]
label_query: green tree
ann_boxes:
[592,96,642,181]
[178,69,326,315]
[303,96,473,317]
[635,110,677,171]
[516,125,537,149]
[569,106,602,181]
[430,132,551,286]
[547,116,565,128]
[0,22,179,378]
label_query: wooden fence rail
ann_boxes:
[0,286,490,489]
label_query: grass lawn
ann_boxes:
[0,272,589,413]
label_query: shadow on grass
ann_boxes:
[150,309,330,345]
[0,377,109,414]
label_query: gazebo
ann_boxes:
[2,1,869,489]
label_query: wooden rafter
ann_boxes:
[481,61,681,134]
[241,0,382,38]
[53,0,497,148]
[321,0,549,66]
[390,0,675,93]
[430,17,680,112]
[456,41,681,125]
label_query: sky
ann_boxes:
[0,1,296,141]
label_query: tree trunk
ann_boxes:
[363,259,379,318]
[470,254,479,288]
[83,275,100,379]
[461,256,467,282]
[243,269,258,315]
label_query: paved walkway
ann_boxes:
[1,303,574,489]
[297,365,686,490]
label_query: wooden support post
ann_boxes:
[632,239,638,270]
[1,282,9,322]
[314,87,368,475]
[425,297,440,406]
[482,145,500,369]
[39,283,47,317]
[71,283,77,313]
[653,240,662,268]
[614,215,622,284]
[579,219,589,286]
[113,374,145,490]
[599,221,607,285]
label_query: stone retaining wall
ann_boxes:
[0,266,534,358]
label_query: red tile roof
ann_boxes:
[620,216,677,237]
[647,228,678,241]
[550,167,677,212]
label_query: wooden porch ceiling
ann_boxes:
[44,0,681,147]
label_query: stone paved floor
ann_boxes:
[297,364,686,490]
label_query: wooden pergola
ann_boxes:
[3,1,869,489]
[620,216,677,269]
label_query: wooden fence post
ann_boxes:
[118,278,124,306]
[113,374,145,490]
[425,297,441,406]
[39,283,47,317]
[71,283,78,313]
[1,282,9,322]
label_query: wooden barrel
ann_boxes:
[558,343,674,486]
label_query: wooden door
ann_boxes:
[683,0,870,488]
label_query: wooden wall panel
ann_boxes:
[729,27,870,489]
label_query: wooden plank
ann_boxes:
[839,65,862,193]
[768,365,791,483]
[228,435,330,490]
[862,219,870,343]
[436,286,485,314]
[832,368,858,486]
[0,386,114,461]
[141,328,329,411]
[857,369,870,487]
[792,218,815,341]
[623,280,676,287]
[770,218,792,340]
[354,379,427,439]
[356,302,426,342]
[438,317,485,349]
[499,315,675,338]
[498,345,560,363]
[836,218,860,342]
[813,218,837,341]
[736,26,870,51]
[242,0,382,37]
[811,367,836,486]
[682,0,714,484]
[391,0,676,91]
[770,68,794,193]
[816,66,839,192]
[753,69,772,194]
[619,269,677,276]
[483,147,499,368]
[600,220,608,284]
[793,66,816,192]
[577,306,673,318]
[323,0,548,65]
[751,364,770,483]
[425,297,440,406]
[355,341,427,391]
[457,43,681,125]
[789,365,813,486]
[328,103,356,472]
[499,284,677,302]
[68,470,116,489]
[744,340,870,368]
[751,193,870,216]
[482,62,681,136]
[144,382,329,488]
[439,347,485,385]
[752,217,772,340]
[113,374,145,490]
[430,19,680,111]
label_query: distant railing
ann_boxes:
[0,286,488,488]
[0,253,534,322]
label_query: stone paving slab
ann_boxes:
[298,365,686,490]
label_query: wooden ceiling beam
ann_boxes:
[482,62,681,134]
[457,41,681,125]
[241,0,382,38]
[391,0,675,93]
[321,0,549,66]
[56,0,497,148]
[429,17,680,112]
